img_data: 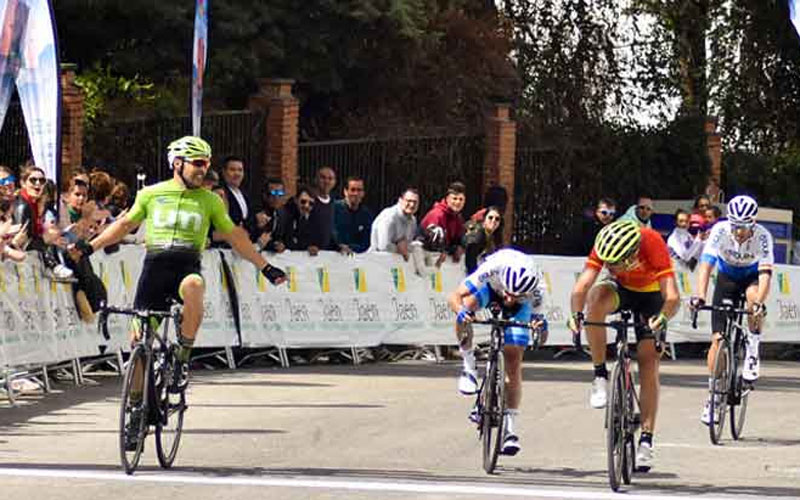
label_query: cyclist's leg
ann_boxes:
[175,273,205,363]
[585,280,618,408]
[707,272,737,373]
[501,325,527,455]
[632,290,664,470]
[743,277,762,381]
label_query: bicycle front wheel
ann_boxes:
[730,338,750,440]
[709,339,729,445]
[481,350,505,474]
[606,361,625,492]
[119,345,150,475]
[155,347,186,468]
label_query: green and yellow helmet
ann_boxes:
[167,136,212,166]
[594,219,642,264]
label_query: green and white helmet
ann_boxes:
[167,136,212,166]
[594,219,642,264]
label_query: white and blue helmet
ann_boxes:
[502,257,541,296]
[727,195,758,226]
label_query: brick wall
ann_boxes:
[249,79,299,196]
[60,65,84,186]
[483,103,517,244]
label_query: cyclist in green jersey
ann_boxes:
[72,137,286,448]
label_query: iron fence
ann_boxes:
[84,110,266,198]
[0,101,32,170]
[298,135,485,216]
[513,145,604,254]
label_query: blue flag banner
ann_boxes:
[791,0,800,38]
[191,0,208,137]
[0,0,60,181]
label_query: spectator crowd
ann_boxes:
[0,151,729,330]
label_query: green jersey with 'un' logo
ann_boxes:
[128,179,235,253]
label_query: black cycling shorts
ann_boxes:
[711,272,758,333]
[597,279,664,342]
[133,251,202,313]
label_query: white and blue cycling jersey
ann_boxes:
[463,249,547,346]
[700,221,774,280]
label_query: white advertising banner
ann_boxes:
[1,246,799,369]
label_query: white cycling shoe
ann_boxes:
[636,441,653,472]
[742,354,760,382]
[458,370,479,395]
[501,433,521,456]
[700,401,711,426]
[590,377,608,409]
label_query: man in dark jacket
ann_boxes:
[212,156,253,248]
[419,181,467,262]
[252,177,287,251]
[333,176,373,254]
[272,185,323,255]
[309,165,337,250]
[564,197,617,256]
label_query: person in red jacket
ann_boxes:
[419,181,467,263]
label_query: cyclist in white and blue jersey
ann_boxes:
[690,195,773,425]
[448,248,549,456]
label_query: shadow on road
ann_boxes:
[0,462,797,498]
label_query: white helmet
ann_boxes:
[502,256,541,296]
[727,195,758,226]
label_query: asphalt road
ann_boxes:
[1,357,799,499]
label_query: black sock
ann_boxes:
[640,432,653,446]
[594,363,608,379]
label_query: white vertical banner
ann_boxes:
[191,0,208,137]
[0,0,25,133]
[14,0,60,181]
[791,0,800,39]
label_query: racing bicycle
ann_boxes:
[471,304,541,474]
[98,300,187,474]
[691,297,754,445]
[582,311,657,492]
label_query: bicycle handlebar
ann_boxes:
[471,317,544,349]
[97,301,181,341]
[690,304,752,330]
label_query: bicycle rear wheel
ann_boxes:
[120,345,150,475]
[481,350,505,474]
[155,346,186,468]
[606,361,625,492]
[709,339,729,445]
[729,339,750,440]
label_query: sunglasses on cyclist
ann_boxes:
[183,158,210,168]
[730,222,754,231]
[0,175,16,186]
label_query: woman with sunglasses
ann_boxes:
[463,206,503,274]
[10,165,48,251]
[690,195,773,424]
[568,219,680,472]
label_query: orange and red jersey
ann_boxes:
[587,227,674,292]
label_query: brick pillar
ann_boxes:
[249,78,299,196]
[483,103,517,244]
[60,63,84,186]
[705,116,723,203]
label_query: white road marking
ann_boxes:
[0,467,756,500]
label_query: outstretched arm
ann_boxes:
[218,226,287,284]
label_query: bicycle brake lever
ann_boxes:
[691,309,698,330]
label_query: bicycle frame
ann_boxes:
[583,311,653,491]
[470,309,538,474]
[691,298,753,443]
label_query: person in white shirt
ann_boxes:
[368,188,420,260]
[667,209,705,270]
